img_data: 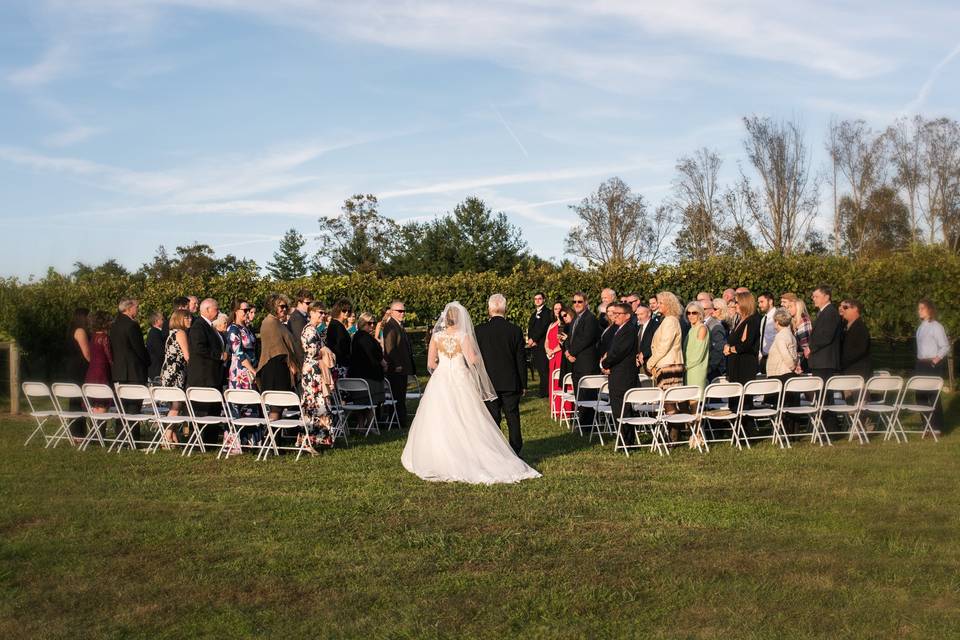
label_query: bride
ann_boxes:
[401,302,541,484]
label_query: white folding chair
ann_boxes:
[777,376,824,447]
[557,373,576,430]
[336,378,380,437]
[614,387,663,456]
[816,375,866,445]
[636,373,653,387]
[734,379,783,450]
[49,383,88,448]
[221,389,268,459]
[658,385,704,454]
[183,387,228,457]
[22,382,57,446]
[573,374,607,437]
[113,384,156,452]
[700,382,743,447]
[324,386,349,446]
[405,375,422,417]
[79,383,122,451]
[381,378,401,431]
[895,376,944,442]
[147,386,190,453]
[549,369,562,421]
[858,376,905,443]
[259,391,312,460]
[591,381,617,445]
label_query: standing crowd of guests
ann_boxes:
[61,291,416,452]
[526,286,950,440]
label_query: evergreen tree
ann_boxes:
[267,228,308,280]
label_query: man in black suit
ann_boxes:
[383,299,416,428]
[187,298,227,442]
[526,292,552,398]
[475,294,526,455]
[601,303,639,445]
[635,304,658,371]
[287,288,312,366]
[110,298,150,440]
[565,291,600,426]
[809,285,843,431]
[146,311,165,382]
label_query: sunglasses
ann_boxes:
[572,299,585,304]
[277,304,288,310]
[239,307,250,312]
[395,309,406,314]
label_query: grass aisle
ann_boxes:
[0,395,958,639]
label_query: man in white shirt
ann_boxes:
[757,292,778,370]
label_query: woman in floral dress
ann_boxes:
[301,301,335,448]
[226,299,257,389]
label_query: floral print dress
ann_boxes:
[226,323,257,389]
[301,324,332,445]
[159,329,186,388]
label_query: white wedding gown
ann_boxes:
[401,332,541,485]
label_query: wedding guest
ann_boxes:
[327,298,353,378]
[256,294,299,420]
[556,305,575,400]
[383,300,416,428]
[565,291,600,424]
[696,292,714,308]
[288,289,312,365]
[110,298,149,435]
[597,288,617,330]
[349,312,387,404]
[726,298,739,330]
[226,300,257,390]
[600,303,639,444]
[647,292,684,430]
[187,295,199,317]
[767,308,800,432]
[527,292,552,398]
[780,293,812,372]
[85,311,114,413]
[213,312,229,335]
[159,310,191,424]
[683,302,709,391]
[915,298,949,433]
[64,308,91,436]
[722,288,736,306]
[545,302,566,415]
[187,299,227,444]
[163,296,190,338]
[346,311,358,336]
[649,296,663,322]
[840,299,872,381]
[757,292,778,371]
[635,304,657,369]
[146,311,165,383]
[624,292,642,314]
[301,301,334,448]
[599,305,619,359]
[374,306,390,346]
[724,291,761,409]
[703,299,727,380]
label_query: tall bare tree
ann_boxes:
[565,177,673,266]
[738,116,821,254]
[886,115,926,245]
[671,148,724,259]
[919,118,960,250]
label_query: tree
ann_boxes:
[736,116,820,254]
[886,116,926,245]
[391,197,528,276]
[136,243,256,280]
[138,245,177,280]
[671,148,724,260]
[266,228,308,280]
[72,259,129,280]
[565,177,673,266]
[314,194,398,274]
[838,186,911,259]
[919,117,960,250]
[827,119,888,254]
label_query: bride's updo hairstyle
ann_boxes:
[445,306,459,328]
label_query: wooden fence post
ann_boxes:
[9,341,19,415]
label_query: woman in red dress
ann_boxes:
[84,311,114,412]
[544,302,565,417]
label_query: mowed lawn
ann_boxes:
[1,392,958,639]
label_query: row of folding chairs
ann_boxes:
[21,377,403,460]
[556,373,943,456]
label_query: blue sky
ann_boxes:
[1,1,958,278]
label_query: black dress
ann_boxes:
[726,314,761,385]
[326,319,352,373]
[63,331,88,385]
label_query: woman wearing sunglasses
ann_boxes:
[256,293,299,419]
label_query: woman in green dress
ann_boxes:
[683,301,709,390]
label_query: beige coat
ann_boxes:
[646,315,683,373]
[766,328,798,376]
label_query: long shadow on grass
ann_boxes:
[523,431,596,465]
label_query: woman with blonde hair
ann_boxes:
[712,297,729,329]
[683,301,709,390]
[646,291,685,404]
[724,291,761,408]
[780,292,812,371]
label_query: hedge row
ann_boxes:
[2,247,956,377]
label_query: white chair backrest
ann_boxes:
[783,376,824,394]
[742,379,782,397]
[864,375,903,395]
[711,375,729,384]
[637,374,652,385]
[552,369,561,382]
[824,375,864,393]
[23,381,51,398]
[562,373,573,389]
[261,390,301,409]
[151,386,187,404]
[52,382,83,399]
[82,383,116,403]
[115,383,151,402]
[224,388,262,407]
[873,370,891,376]
[578,375,607,392]
[623,386,663,407]
[383,379,395,401]
[905,376,944,393]
[186,387,225,404]
[703,382,742,400]
[337,378,371,393]
[663,385,702,404]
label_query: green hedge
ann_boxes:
[2,247,956,378]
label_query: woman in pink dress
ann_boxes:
[84,311,114,412]
[544,302,565,416]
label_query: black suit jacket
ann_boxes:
[326,319,352,369]
[146,326,165,380]
[599,324,616,359]
[566,309,600,376]
[527,306,551,346]
[348,331,385,381]
[636,320,658,364]
[601,323,639,393]
[287,309,308,366]
[382,318,415,376]
[109,313,149,385]
[186,318,224,388]
[809,303,842,370]
[475,316,526,393]
[841,318,872,379]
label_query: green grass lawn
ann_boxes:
[1,394,958,639]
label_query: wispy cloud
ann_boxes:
[42,125,106,148]
[7,43,73,87]
[490,103,529,158]
[903,40,960,115]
